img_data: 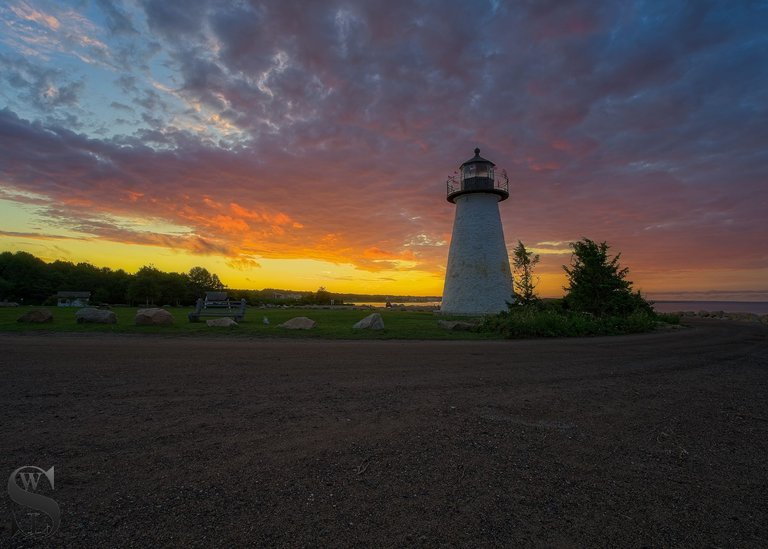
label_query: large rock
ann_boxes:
[437,320,477,331]
[278,316,316,330]
[134,308,174,326]
[75,307,117,324]
[17,309,53,323]
[207,318,238,327]
[352,313,385,330]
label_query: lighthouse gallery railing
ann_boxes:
[446,169,509,198]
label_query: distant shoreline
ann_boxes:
[350,299,768,316]
[652,300,768,315]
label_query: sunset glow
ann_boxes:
[1,1,766,298]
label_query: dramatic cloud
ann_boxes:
[0,0,766,296]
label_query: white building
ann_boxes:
[56,291,91,307]
[441,148,513,315]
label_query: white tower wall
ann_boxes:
[441,193,512,315]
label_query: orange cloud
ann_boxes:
[209,214,249,233]
[363,246,397,260]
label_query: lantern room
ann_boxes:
[446,148,509,203]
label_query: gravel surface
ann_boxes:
[1,319,767,547]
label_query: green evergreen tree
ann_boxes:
[563,238,652,316]
[512,240,540,306]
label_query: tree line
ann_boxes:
[0,251,226,306]
[0,251,349,307]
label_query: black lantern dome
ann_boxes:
[446,148,509,203]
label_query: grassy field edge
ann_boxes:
[1,306,500,340]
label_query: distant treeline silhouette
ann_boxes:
[0,251,230,306]
[0,250,428,306]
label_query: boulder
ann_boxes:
[353,313,385,330]
[725,312,760,322]
[278,316,316,329]
[17,309,53,323]
[134,308,174,326]
[75,307,117,324]
[207,318,238,327]
[438,320,477,331]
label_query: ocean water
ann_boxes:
[355,300,768,315]
[652,301,768,315]
[351,301,442,308]
[354,300,768,315]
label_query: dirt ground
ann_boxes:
[1,319,767,547]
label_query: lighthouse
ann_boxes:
[441,148,513,315]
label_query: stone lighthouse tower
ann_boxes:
[441,148,513,315]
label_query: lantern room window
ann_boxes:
[462,163,494,181]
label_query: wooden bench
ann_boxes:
[188,292,247,322]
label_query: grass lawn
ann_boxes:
[0,306,500,340]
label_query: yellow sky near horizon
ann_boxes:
[6,171,765,300]
[3,194,768,300]
[0,233,451,295]
[6,230,765,300]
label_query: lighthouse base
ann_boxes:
[441,193,513,316]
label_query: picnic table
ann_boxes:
[188,292,247,322]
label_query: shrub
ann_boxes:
[654,312,681,325]
[480,307,660,338]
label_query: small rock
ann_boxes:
[353,313,385,330]
[75,307,117,324]
[263,316,270,325]
[725,312,760,322]
[207,318,238,327]
[134,308,174,326]
[278,316,316,329]
[438,320,477,331]
[17,309,54,323]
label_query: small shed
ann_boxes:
[57,291,91,307]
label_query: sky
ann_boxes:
[0,0,766,299]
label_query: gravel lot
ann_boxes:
[1,319,767,547]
